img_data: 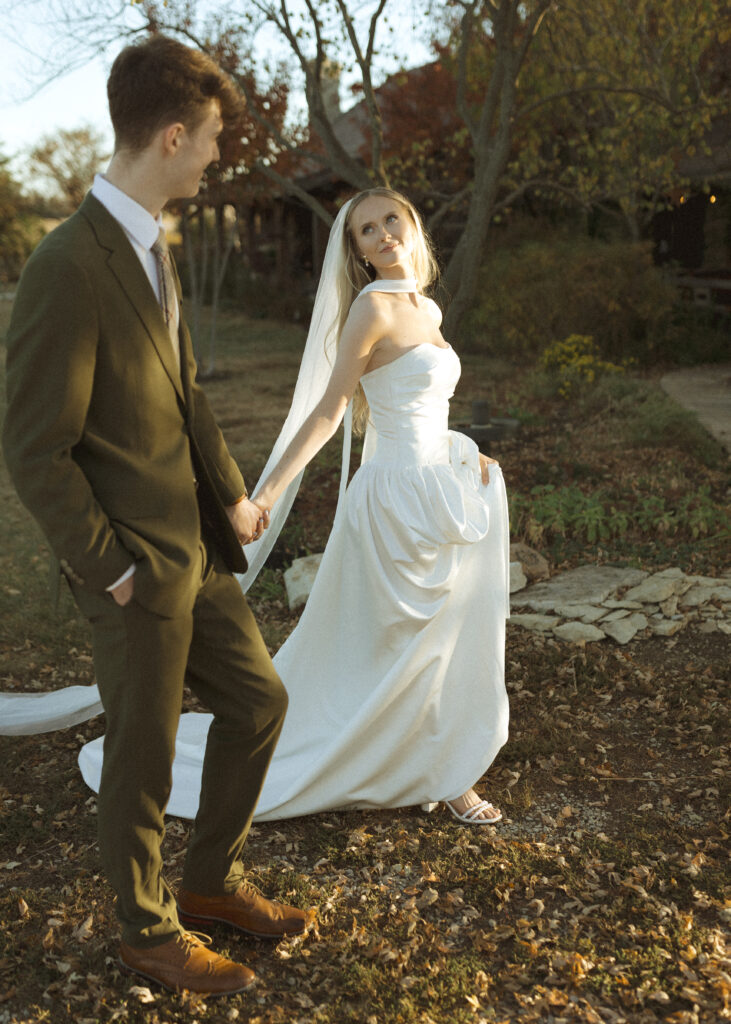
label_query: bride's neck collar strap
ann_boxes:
[360,278,418,295]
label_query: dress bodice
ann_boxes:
[361,343,460,466]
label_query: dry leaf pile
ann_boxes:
[1,626,728,1024]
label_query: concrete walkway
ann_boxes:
[660,362,731,455]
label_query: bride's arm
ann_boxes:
[251,298,385,511]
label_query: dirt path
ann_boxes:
[661,361,731,455]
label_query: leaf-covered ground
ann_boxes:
[1,308,729,1023]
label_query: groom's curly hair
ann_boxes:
[108,34,242,151]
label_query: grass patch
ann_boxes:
[578,374,727,468]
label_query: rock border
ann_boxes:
[510,565,731,644]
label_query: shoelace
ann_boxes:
[176,930,213,960]
[238,879,266,899]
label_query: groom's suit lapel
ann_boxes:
[79,193,186,405]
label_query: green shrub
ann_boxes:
[509,482,728,546]
[539,334,626,398]
[463,235,677,362]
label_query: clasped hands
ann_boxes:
[226,496,271,545]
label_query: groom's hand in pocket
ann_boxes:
[110,575,135,607]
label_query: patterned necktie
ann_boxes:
[151,228,181,373]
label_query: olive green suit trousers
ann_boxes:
[70,544,287,947]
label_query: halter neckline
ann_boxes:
[360,277,418,294]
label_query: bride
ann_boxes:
[7,187,511,825]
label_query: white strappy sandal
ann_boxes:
[419,798,503,825]
[445,798,502,825]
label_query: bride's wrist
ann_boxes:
[251,493,272,512]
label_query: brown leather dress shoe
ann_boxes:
[177,883,315,939]
[119,931,255,995]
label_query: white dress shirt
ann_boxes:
[90,174,179,591]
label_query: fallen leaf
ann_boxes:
[416,887,439,909]
[129,984,155,1003]
[73,914,93,941]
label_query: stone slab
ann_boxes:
[553,621,606,644]
[510,613,561,632]
[623,572,692,604]
[659,595,678,617]
[603,608,631,622]
[510,561,528,594]
[679,584,717,607]
[509,542,550,582]
[604,613,648,644]
[649,617,685,637]
[685,574,731,587]
[628,611,648,629]
[514,565,648,613]
[553,603,607,623]
[284,553,323,610]
[624,579,676,603]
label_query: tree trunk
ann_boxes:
[624,209,641,242]
[441,0,554,339]
[443,65,518,339]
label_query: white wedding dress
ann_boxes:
[77,336,510,819]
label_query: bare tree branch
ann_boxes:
[455,0,478,140]
[335,0,389,183]
[425,183,473,231]
[516,0,554,72]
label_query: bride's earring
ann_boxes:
[362,254,369,267]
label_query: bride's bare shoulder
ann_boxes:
[349,289,394,323]
[340,292,394,349]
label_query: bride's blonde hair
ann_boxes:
[333,188,439,434]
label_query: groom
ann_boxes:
[3,35,311,995]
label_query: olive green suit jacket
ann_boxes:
[3,193,247,618]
